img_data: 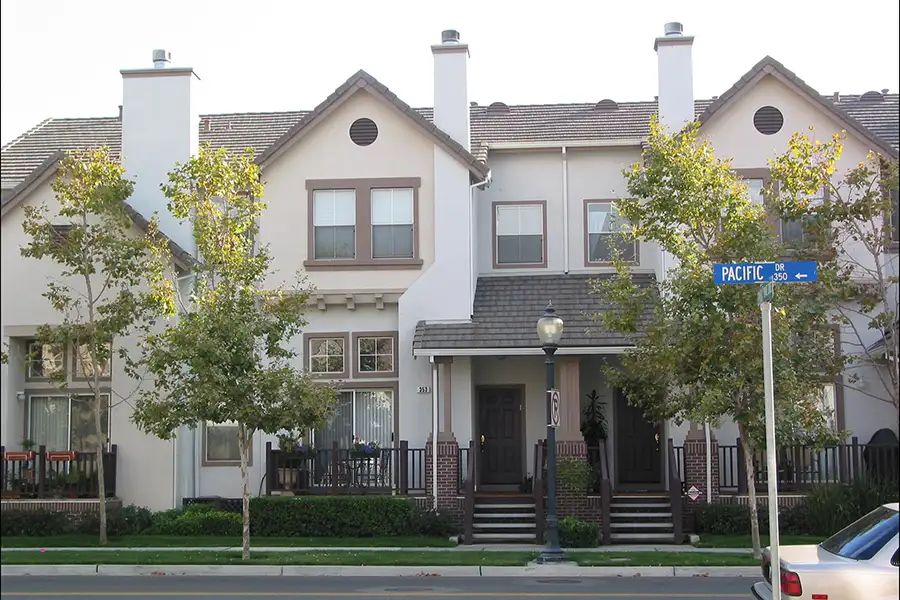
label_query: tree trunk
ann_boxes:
[238,425,251,561]
[94,361,108,546]
[738,424,761,559]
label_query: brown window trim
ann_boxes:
[351,331,399,379]
[491,200,548,269]
[304,177,424,271]
[201,421,253,467]
[313,381,400,448]
[582,199,640,267]
[302,331,351,380]
[25,339,66,383]
[24,388,113,451]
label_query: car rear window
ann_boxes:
[820,506,899,561]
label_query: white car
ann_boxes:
[751,502,899,600]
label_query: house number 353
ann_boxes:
[417,386,431,394]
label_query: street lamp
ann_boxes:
[536,301,567,564]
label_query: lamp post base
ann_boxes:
[535,547,569,564]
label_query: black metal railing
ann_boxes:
[718,438,900,492]
[264,440,426,495]
[1,445,118,499]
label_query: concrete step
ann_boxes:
[472,522,535,529]
[473,503,534,510]
[473,512,535,519]
[610,522,674,529]
[610,502,670,509]
[609,512,673,519]
[610,532,678,542]
[472,532,536,541]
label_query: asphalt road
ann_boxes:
[0,576,758,599]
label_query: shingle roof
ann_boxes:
[413,273,656,350]
[3,63,898,191]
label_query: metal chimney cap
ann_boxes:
[441,30,461,44]
[152,49,171,68]
[663,22,684,36]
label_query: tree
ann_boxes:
[767,133,899,417]
[20,148,175,545]
[132,145,337,560]
[591,119,841,558]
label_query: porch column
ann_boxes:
[437,357,455,442]
[556,357,582,441]
[425,357,461,525]
[682,423,720,531]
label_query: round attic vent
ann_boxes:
[349,118,378,146]
[487,102,510,114]
[594,99,618,111]
[860,91,885,102]
[753,106,784,136]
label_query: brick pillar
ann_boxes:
[425,439,462,526]
[682,423,720,531]
[553,440,601,525]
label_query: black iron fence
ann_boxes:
[1,445,118,499]
[264,441,426,495]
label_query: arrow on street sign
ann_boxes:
[713,261,818,285]
[549,389,561,428]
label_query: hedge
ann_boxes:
[0,496,455,538]
[558,517,600,548]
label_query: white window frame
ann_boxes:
[494,203,545,266]
[26,392,112,451]
[743,178,765,205]
[370,188,415,259]
[586,201,637,264]
[312,189,357,260]
[308,337,346,375]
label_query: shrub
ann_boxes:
[0,509,70,537]
[148,508,241,536]
[693,503,767,535]
[249,496,430,537]
[558,517,599,548]
[75,505,154,536]
[412,508,457,538]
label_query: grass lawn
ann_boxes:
[694,534,824,548]
[0,550,536,566]
[0,535,455,549]
[1,549,758,567]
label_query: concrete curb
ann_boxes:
[1,564,762,578]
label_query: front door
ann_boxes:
[615,388,662,487]
[477,387,523,485]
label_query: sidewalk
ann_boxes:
[1,544,751,554]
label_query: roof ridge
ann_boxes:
[1,117,53,153]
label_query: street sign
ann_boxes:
[549,389,561,428]
[713,261,818,285]
[757,281,774,305]
[687,485,702,502]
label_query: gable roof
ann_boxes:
[2,59,898,193]
[255,70,490,179]
[0,153,193,269]
[697,56,899,158]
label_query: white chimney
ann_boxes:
[431,30,470,150]
[121,50,199,255]
[654,22,695,131]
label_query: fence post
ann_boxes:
[735,438,747,494]
[265,442,273,495]
[107,444,118,497]
[399,441,409,495]
[0,446,5,496]
[851,437,860,480]
[331,441,339,494]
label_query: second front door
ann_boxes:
[477,387,523,485]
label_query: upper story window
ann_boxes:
[26,340,112,381]
[493,201,546,268]
[743,179,765,205]
[585,201,637,264]
[305,178,423,271]
[781,186,827,244]
[313,189,356,260]
[26,341,64,380]
[353,332,398,378]
[371,189,414,259]
[73,342,112,380]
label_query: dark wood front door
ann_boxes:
[477,387,523,485]
[615,388,662,487]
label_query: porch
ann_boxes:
[0,444,118,500]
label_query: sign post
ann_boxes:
[549,389,561,428]
[713,260,818,600]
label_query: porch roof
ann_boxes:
[413,273,655,354]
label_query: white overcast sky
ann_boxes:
[2,0,898,146]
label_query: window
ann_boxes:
[358,336,393,373]
[26,341,64,379]
[820,505,899,561]
[313,389,394,450]
[586,201,637,263]
[371,188,414,259]
[28,393,110,452]
[818,384,837,430]
[73,342,112,379]
[204,421,248,464]
[743,179,765,205]
[313,189,356,260]
[782,186,826,244]
[494,202,545,267]
[309,337,345,375]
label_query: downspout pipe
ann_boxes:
[561,147,569,273]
